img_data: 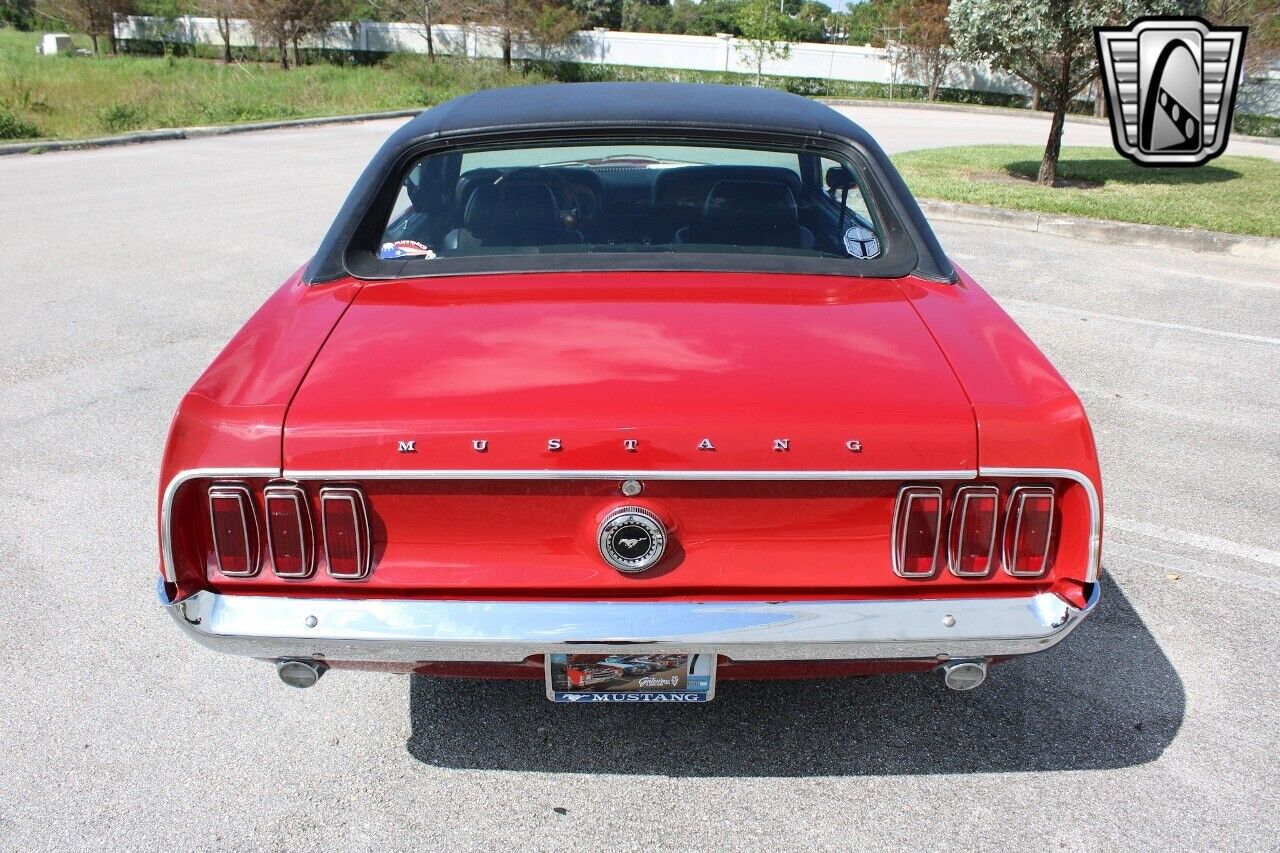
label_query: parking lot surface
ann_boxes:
[1,113,1278,852]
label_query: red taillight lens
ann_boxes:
[321,485,371,579]
[892,485,943,578]
[948,485,999,577]
[208,484,259,577]
[1003,485,1056,577]
[264,484,314,578]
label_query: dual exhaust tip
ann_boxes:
[276,658,328,689]
[274,656,988,691]
[940,659,987,691]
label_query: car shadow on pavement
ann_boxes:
[405,573,1184,776]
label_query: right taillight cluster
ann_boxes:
[207,481,372,580]
[892,483,1056,579]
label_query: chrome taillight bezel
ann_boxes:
[263,483,315,579]
[319,484,373,580]
[891,484,944,578]
[207,483,260,578]
[1002,484,1056,578]
[947,484,1000,578]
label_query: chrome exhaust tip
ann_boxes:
[940,659,987,691]
[276,658,328,689]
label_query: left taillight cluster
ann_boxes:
[207,482,371,580]
[892,483,1056,579]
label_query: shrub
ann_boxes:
[98,103,147,132]
[1234,113,1279,139]
[0,105,40,139]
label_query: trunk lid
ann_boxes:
[284,271,975,472]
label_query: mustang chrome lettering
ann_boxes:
[548,438,562,451]
[471,439,488,452]
[397,440,416,453]
[698,438,715,451]
[773,439,790,451]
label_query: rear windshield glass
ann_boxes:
[378,143,883,263]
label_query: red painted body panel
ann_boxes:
[282,272,976,473]
[901,265,1103,538]
[158,269,360,595]
[160,265,1103,671]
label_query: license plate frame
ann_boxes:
[545,652,716,703]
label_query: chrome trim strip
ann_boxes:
[282,468,979,482]
[981,467,1101,583]
[947,485,999,578]
[158,580,1099,663]
[160,468,279,583]
[891,485,944,578]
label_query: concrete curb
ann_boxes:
[0,109,423,156]
[920,199,1280,262]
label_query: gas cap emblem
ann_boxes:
[597,506,666,573]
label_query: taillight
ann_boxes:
[264,484,314,578]
[948,485,999,577]
[208,484,259,577]
[892,485,943,578]
[320,485,372,579]
[1003,485,1056,577]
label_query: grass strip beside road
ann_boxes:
[0,29,543,141]
[892,145,1280,239]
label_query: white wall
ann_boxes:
[113,15,1280,116]
[114,15,1028,96]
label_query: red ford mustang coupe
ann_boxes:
[158,83,1101,701]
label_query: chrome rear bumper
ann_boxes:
[158,580,1098,664]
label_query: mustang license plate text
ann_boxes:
[545,653,715,702]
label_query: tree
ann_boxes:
[735,0,793,85]
[197,0,243,61]
[572,0,619,28]
[949,0,1181,186]
[473,0,579,66]
[368,0,480,60]
[46,0,134,52]
[894,0,953,101]
[1198,0,1280,75]
[1,0,39,29]
[244,0,343,67]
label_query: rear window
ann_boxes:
[378,142,883,263]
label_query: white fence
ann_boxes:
[114,15,1027,96]
[115,15,1280,116]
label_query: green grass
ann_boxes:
[892,145,1280,238]
[0,29,546,140]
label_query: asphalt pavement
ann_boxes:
[1,109,1278,852]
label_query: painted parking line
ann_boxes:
[1001,297,1280,347]
[1110,516,1280,569]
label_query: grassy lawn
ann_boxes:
[893,145,1280,238]
[0,29,543,140]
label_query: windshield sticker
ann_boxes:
[379,240,437,260]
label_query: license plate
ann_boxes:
[545,653,716,703]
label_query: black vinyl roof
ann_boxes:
[387,82,879,145]
[305,83,955,284]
